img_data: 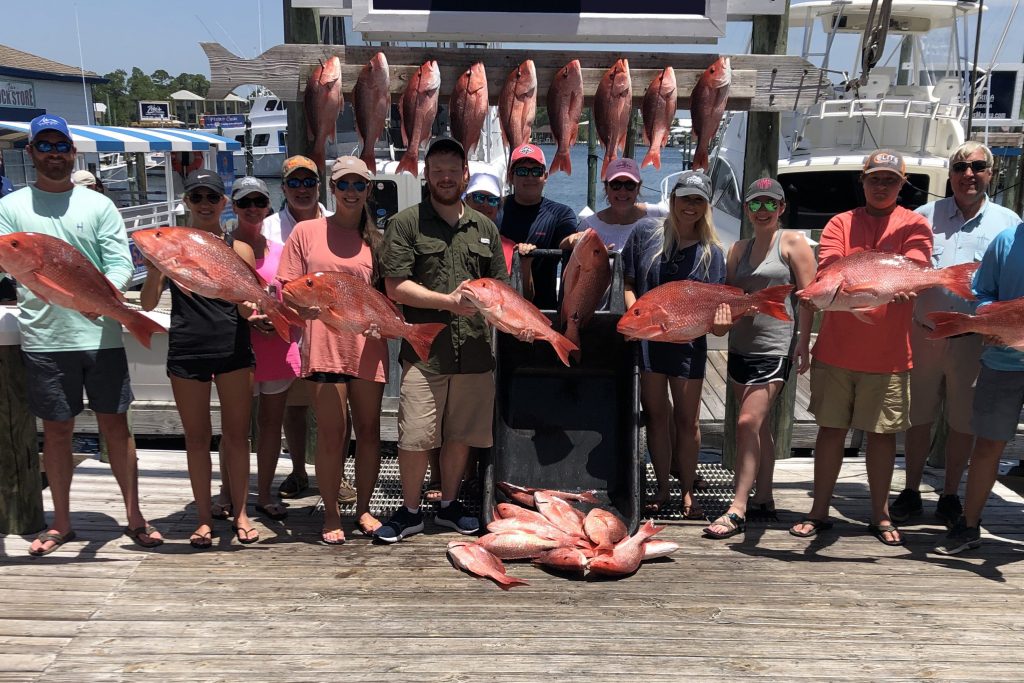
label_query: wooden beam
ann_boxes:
[0,345,45,535]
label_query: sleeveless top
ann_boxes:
[167,232,253,361]
[251,239,301,381]
[728,231,797,357]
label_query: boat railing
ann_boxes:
[119,201,177,234]
[811,98,967,122]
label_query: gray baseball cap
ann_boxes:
[744,177,785,202]
[231,176,270,201]
[672,170,712,202]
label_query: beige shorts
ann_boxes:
[397,362,495,450]
[909,322,982,434]
[808,360,910,434]
[285,378,313,407]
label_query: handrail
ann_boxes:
[810,98,967,121]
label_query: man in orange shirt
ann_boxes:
[790,150,933,546]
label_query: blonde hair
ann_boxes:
[658,200,722,279]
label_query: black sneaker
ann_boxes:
[373,507,424,544]
[890,488,923,523]
[934,517,981,556]
[934,494,963,529]
[434,500,479,535]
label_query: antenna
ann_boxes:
[74,3,91,125]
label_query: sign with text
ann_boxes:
[972,67,1024,128]
[201,114,246,129]
[0,79,35,108]
[138,100,171,121]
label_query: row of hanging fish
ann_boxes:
[303,53,733,177]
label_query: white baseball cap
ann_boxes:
[465,172,502,197]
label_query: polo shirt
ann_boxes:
[973,224,1024,371]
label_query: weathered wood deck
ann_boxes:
[2,450,1023,681]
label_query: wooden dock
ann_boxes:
[2,450,1023,681]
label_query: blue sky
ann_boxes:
[0,0,1020,81]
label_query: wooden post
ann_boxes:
[134,152,148,204]
[284,1,321,197]
[0,345,45,535]
[723,2,791,470]
[587,113,598,211]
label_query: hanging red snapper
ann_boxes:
[352,52,390,174]
[641,66,678,170]
[546,60,584,176]
[689,56,731,172]
[498,59,537,151]
[397,60,441,176]
[594,59,632,178]
[450,62,489,156]
[304,55,343,177]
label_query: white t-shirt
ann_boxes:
[262,202,332,244]
[578,214,660,252]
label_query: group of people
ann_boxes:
[4,112,1022,557]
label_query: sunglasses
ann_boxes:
[32,140,73,154]
[608,180,638,191]
[187,191,223,204]
[468,192,501,207]
[285,177,319,189]
[513,166,545,178]
[951,160,990,174]
[747,199,779,212]
[235,196,269,209]
[334,179,368,192]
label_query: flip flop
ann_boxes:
[789,518,834,538]
[28,530,76,557]
[124,525,164,548]
[868,522,904,547]
[211,501,233,520]
[232,525,260,545]
[189,530,213,549]
[321,528,346,545]
[254,502,288,521]
[704,512,745,539]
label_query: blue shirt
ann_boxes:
[498,196,577,310]
[973,224,1024,371]
[622,220,726,295]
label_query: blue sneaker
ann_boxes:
[373,507,424,544]
[434,500,479,535]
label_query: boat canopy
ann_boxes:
[0,122,241,153]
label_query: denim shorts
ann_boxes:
[22,348,133,421]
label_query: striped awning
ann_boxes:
[0,122,242,153]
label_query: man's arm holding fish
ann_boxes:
[784,230,818,373]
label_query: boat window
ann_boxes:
[709,159,742,220]
[252,134,270,147]
[778,171,931,233]
[264,99,278,112]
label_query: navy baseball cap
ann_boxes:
[30,114,72,141]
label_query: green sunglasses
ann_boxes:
[747,199,779,212]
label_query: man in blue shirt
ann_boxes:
[893,142,1021,527]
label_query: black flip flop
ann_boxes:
[124,525,164,548]
[789,518,834,538]
[28,530,76,557]
[868,522,904,546]
[254,502,288,521]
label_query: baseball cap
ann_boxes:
[510,143,546,168]
[281,155,319,179]
[604,157,641,183]
[672,170,712,202]
[465,172,502,197]
[183,169,225,194]
[744,177,785,202]
[231,176,270,201]
[330,156,373,181]
[71,170,97,187]
[425,136,466,162]
[862,149,906,176]
[30,114,72,141]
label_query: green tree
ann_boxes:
[90,68,215,125]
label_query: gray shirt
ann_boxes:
[728,232,797,357]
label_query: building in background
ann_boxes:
[0,44,106,124]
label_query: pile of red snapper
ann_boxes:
[446,482,679,590]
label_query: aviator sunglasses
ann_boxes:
[747,199,779,212]
[285,177,319,189]
[512,166,545,178]
[235,195,269,209]
[951,160,990,174]
[32,140,73,154]
[334,179,368,192]
[469,192,501,207]
[187,191,223,204]
[608,179,638,191]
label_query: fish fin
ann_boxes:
[396,148,419,176]
[122,311,166,349]
[941,262,980,301]
[548,150,572,176]
[577,490,600,504]
[840,282,881,295]
[98,274,127,303]
[544,330,579,367]
[33,273,77,301]
[751,285,794,322]
[925,311,972,340]
[850,309,877,324]
[641,146,662,170]
[405,322,447,362]
[493,575,529,590]
[263,297,302,342]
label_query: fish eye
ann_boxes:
[632,308,641,316]
[305,278,313,286]
[9,240,18,247]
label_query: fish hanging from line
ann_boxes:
[689,56,731,172]
[352,52,390,174]
[396,60,441,176]
[304,55,343,177]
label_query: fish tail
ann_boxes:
[122,311,166,350]
[405,322,446,361]
[359,144,377,175]
[925,311,974,340]
[600,152,615,180]
[750,285,794,321]
[494,574,529,590]
[577,490,600,504]
[691,144,709,172]
[640,519,667,539]
[396,148,419,176]
[546,331,580,367]
[549,148,572,176]
[641,147,662,170]
[941,262,980,301]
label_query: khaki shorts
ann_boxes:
[285,378,313,407]
[397,362,495,450]
[909,322,982,434]
[808,360,910,434]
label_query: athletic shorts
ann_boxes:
[909,322,982,434]
[728,353,791,385]
[397,362,495,450]
[22,348,134,421]
[252,377,295,396]
[808,360,910,434]
[971,364,1024,442]
[641,339,707,380]
[306,372,354,384]
[167,350,254,382]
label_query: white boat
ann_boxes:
[214,95,290,177]
[99,152,165,187]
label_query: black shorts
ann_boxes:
[642,340,707,380]
[167,350,254,382]
[306,371,354,384]
[728,353,791,385]
[22,348,134,421]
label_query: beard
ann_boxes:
[428,179,465,206]
[34,156,74,182]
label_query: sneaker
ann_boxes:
[434,500,480,535]
[890,488,923,523]
[278,471,309,499]
[934,517,981,555]
[373,507,425,544]
[934,494,963,529]
[337,480,358,505]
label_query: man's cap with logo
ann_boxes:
[330,156,373,181]
[863,149,906,176]
[231,176,270,201]
[744,177,785,202]
[70,170,97,187]
[30,114,72,142]
[604,157,641,183]
[281,155,319,179]
[672,170,712,202]
[465,172,502,198]
[184,169,225,194]
[425,136,467,162]
[510,143,546,169]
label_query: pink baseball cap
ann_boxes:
[604,157,641,183]
[510,143,546,168]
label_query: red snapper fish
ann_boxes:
[927,297,1024,350]
[560,228,611,350]
[447,541,528,590]
[534,491,586,536]
[352,52,390,174]
[459,278,578,366]
[282,271,445,361]
[497,481,600,506]
[642,539,680,561]
[798,251,978,321]
[475,532,561,560]
[689,56,731,172]
[304,55,343,176]
[641,66,678,170]
[588,520,665,577]
[0,232,165,348]
[130,227,302,342]
[618,281,793,343]
[450,62,489,156]
[498,59,537,151]
[486,517,579,542]
[583,508,628,551]
[546,60,584,176]
[594,59,633,178]
[397,60,441,176]
[533,547,590,573]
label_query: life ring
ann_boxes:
[171,152,204,176]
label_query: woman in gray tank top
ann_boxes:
[704,178,817,539]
